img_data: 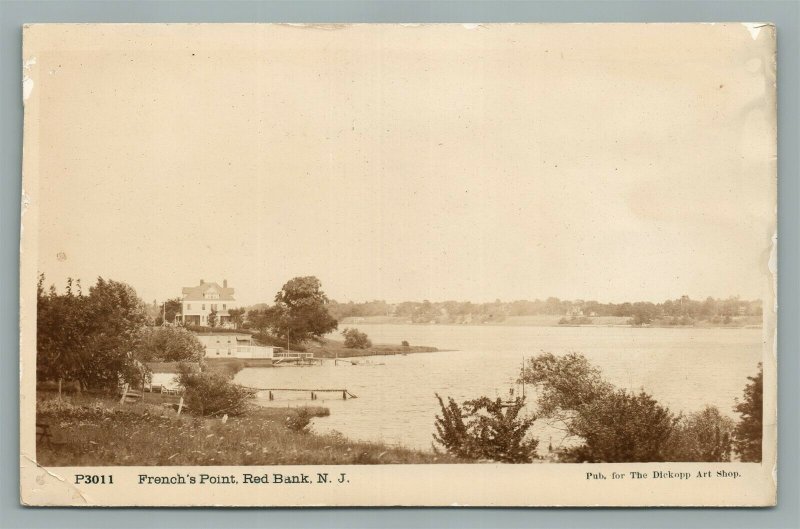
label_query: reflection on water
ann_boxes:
[234,324,763,453]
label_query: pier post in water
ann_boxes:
[342,390,347,400]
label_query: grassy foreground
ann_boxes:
[36,392,460,466]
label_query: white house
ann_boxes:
[195,332,277,359]
[181,279,237,326]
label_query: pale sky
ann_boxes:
[27,24,776,305]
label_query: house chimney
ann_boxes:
[200,279,204,284]
[223,279,228,288]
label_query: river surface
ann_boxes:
[234,324,764,454]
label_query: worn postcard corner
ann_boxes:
[20,23,777,508]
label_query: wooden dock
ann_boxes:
[242,386,358,400]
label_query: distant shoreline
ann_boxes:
[338,316,762,330]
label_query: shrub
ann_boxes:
[37,397,81,416]
[342,328,372,349]
[522,352,680,463]
[556,389,678,462]
[401,340,410,347]
[434,394,538,463]
[177,365,255,416]
[285,408,313,433]
[666,406,734,462]
[284,407,329,433]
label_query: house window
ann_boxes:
[223,304,227,310]
[227,351,232,356]
[202,304,205,310]
[187,303,191,310]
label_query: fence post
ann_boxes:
[177,396,184,416]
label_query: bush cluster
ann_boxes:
[520,352,762,462]
[434,394,538,463]
[342,328,372,349]
[177,366,256,417]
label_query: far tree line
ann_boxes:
[153,294,762,332]
[324,296,762,326]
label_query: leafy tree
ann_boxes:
[521,352,678,462]
[207,308,218,328]
[271,276,338,345]
[733,363,763,462]
[134,326,205,363]
[342,328,372,349]
[227,307,246,329]
[37,275,148,390]
[154,297,183,325]
[37,275,90,386]
[666,406,734,462]
[522,352,614,418]
[434,394,538,463]
[246,306,281,334]
[629,302,657,326]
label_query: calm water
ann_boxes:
[234,324,764,453]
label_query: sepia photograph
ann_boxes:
[19,23,776,507]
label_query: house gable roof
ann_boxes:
[181,281,235,301]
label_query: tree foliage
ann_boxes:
[733,363,763,462]
[37,275,147,390]
[177,365,256,416]
[434,394,538,463]
[246,307,280,335]
[666,406,734,462]
[207,308,218,328]
[134,326,205,363]
[342,328,372,349]
[559,389,678,462]
[154,297,182,325]
[521,352,680,462]
[270,276,338,345]
[522,352,614,417]
[227,307,246,329]
[326,295,761,326]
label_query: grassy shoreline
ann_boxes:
[309,338,438,359]
[36,391,461,466]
